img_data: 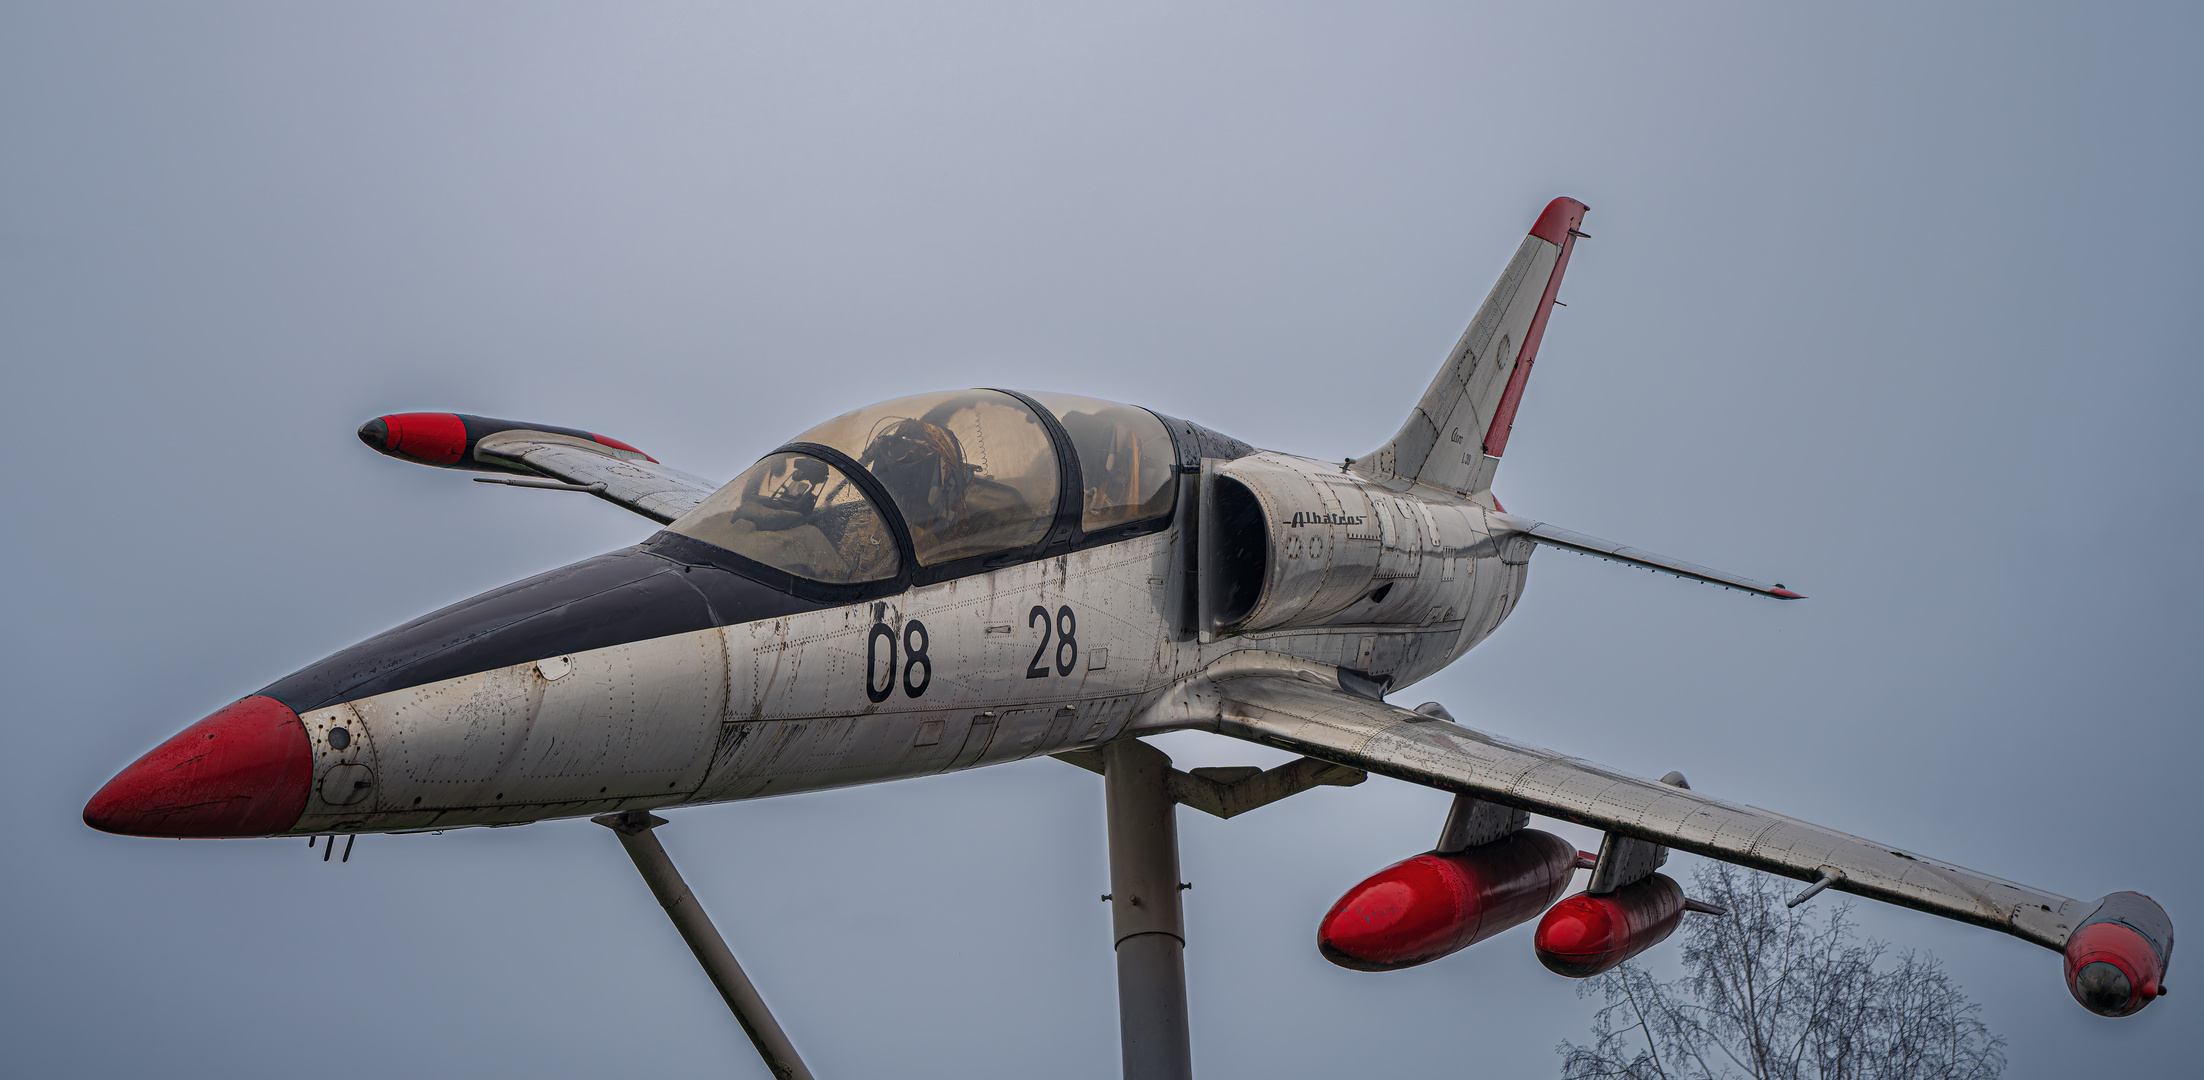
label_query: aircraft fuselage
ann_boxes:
[287,450,1525,835]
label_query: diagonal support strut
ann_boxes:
[594,810,817,1080]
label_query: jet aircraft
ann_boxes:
[86,198,2172,1076]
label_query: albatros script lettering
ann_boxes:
[1286,511,1366,528]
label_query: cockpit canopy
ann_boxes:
[669,390,1179,586]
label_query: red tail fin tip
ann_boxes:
[1480,198,1588,460]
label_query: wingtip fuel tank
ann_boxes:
[359,412,657,471]
[2064,892,2175,1016]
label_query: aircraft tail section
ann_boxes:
[1355,197,1586,497]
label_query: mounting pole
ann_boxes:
[594,811,817,1080]
[1102,739,1194,1080]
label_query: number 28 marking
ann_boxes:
[1027,605,1078,679]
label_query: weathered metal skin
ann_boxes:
[281,464,1523,835]
[1204,453,1524,646]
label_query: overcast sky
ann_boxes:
[5,4,2199,1077]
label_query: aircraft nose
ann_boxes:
[84,695,313,838]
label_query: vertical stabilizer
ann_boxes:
[1354,198,1586,497]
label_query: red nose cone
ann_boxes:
[84,695,312,838]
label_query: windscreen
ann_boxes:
[668,452,900,584]
[1025,391,1177,531]
[793,390,1059,566]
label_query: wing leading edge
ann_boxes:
[1133,651,2097,953]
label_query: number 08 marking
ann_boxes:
[1027,604,1078,678]
[867,619,932,702]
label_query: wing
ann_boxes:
[359,411,721,525]
[472,431,718,524]
[1136,651,2090,952]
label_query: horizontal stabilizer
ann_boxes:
[1492,513,1803,599]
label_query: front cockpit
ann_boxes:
[674,451,905,584]
[793,389,1063,567]
[668,390,1207,592]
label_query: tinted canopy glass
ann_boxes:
[793,390,1060,566]
[668,453,900,583]
[1026,391,1177,531]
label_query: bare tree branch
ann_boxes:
[1558,865,2005,1080]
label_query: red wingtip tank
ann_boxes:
[2063,892,2175,1017]
[1534,873,1689,978]
[1318,829,1578,971]
[357,412,658,471]
[359,411,470,466]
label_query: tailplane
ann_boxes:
[1354,197,1586,497]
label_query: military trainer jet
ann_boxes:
[86,198,2171,1077]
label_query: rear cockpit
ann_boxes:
[668,390,1233,593]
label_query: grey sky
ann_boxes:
[4,3,2198,1077]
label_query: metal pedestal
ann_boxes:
[595,811,816,1080]
[1054,738,1363,1080]
[1102,740,1194,1080]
